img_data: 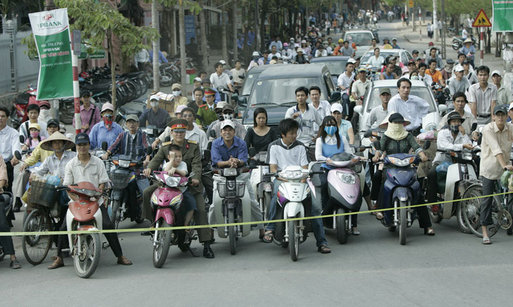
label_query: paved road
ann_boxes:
[2,21,512,307]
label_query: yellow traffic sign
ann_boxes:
[472,9,491,27]
[408,0,414,8]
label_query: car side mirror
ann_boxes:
[239,96,247,107]
[101,142,108,151]
[354,105,363,115]
[329,91,341,103]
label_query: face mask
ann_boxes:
[39,109,51,120]
[223,113,233,121]
[150,102,158,108]
[388,122,405,133]
[172,90,181,97]
[324,126,336,136]
[216,113,224,121]
[103,115,113,126]
[30,131,39,139]
[449,124,460,133]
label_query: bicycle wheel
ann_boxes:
[462,188,499,238]
[22,209,53,265]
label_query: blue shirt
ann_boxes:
[211,136,248,166]
[89,121,124,150]
[339,120,352,141]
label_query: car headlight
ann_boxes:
[165,176,181,187]
[118,160,130,168]
[337,172,356,184]
[279,169,304,180]
[388,156,414,167]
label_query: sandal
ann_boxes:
[482,237,492,245]
[375,212,384,220]
[424,228,435,236]
[262,230,274,243]
[317,245,331,254]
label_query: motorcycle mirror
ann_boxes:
[101,142,108,151]
[19,135,25,144]
[329,91,341,103]
[14,151,22,160]
[471,123,477,131]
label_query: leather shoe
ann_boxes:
[48,257,64,269]
[117,256,133,265]
[10,259,21,269]
[203,243,215,258]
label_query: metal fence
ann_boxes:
[0,30,39,94]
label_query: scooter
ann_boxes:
[269,166,312,261]
[248,149,272,221]
[109,154,146,228]
[150,171,192,268]
[64,182,104,278]
[428,149,481,233]
[309,153,363,244]
[211,167,251,255]
[381,154,421,245]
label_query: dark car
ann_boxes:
[234,65,270,116]
[310,56,351,85]
[241,63,341,128]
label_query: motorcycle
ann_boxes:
[248,150,272,221]
[452,36,477,50]
[149,171,193,268]
[143,125,165,149]
[211,167,251,255]
[269,166,313,261]
[428,149,481,233]
[381,154,421,245]
[64,182,105,278]
[309,153,364,244]
[108,154,146,228]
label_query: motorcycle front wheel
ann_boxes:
[111,200,122,229]
[153,220,172,268]
[335,208,349,244]
[288,220,299,261]
[74,233,101,278]
[228,210,237,255]
[397,199,407,245]
[22,209,53,265]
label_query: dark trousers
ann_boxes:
[426,163,440,203]
[480,176,496,226]
[0,201,14,255]
[143,184,212,242]
[56,206,123,258]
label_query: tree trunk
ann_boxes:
[152,0,159,91]
[109,35,117,110]
[199,3,208,71]
[222,12,228,62]
[233,1,238,63]
[179,2,187,86]
[260,1,267,51]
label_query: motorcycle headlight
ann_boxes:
[222,168,238,177]
[462,152,473,161]
[169,194,183,208]
[337,172,356,184]
[118,160,130,168]
[151,193,158,205]
[279,169,304,180]
[165,176,181,187]
[388,156,414,167]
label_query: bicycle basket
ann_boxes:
[28,180,57,207]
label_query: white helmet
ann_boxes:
[252,51,260,57]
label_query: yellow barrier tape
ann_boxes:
[1,190,511,237]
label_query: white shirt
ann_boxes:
[467,83,498,116]
[365,105,388,130]
[63,155,110,188]
[337,72,355,92]
[388,94,430,131]
[210,72,232,90]
[285,105,322,146]
[314,49,328,57]
[0,125,20,161]
[419,74,433,87]
[268,139,308,170]
[33,151,76,180]
[366,55,384,68]
[433,128,472,164]
[230,68,245,84]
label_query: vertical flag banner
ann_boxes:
[29,8,73,100]
[493,0,513,32]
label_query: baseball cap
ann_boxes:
[126,114,139,122]
[408,59,415,65]
[101,103,114,113]
[220,119,235,130]
[379,88,391,95]
[358,68,367,73]
[347,58,357,64]
[171,83,182,90]
[28,123,41,130]
[149,95,159,101]
[193,77,202,82]
[47,119,60,128]
[330,103,343,113]
[219,60,227,65]
[39,101,51,109]
[175,105,187,114]
[454,65,464,72]
[491,70,502,77]
[222,104,234,112]
[494,104,508,115]
[75,133,90,145]
[215,101,228,110]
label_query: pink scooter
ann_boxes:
[309,152,364,244]
[149,171,191,268]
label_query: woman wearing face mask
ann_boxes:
[372,113,434,235]
[426,112,473,206]
[23,123,45,152]
[169,83,188,114]
[314,116,363,234]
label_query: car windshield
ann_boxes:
[311,60,348,75]
[249,77,326,105]
[242,72,260,96]
[361,50,398,64]
[344,32,373,46]
[365,86,436,113]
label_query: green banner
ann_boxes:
[493,0,513,32]
[29,9,73,100]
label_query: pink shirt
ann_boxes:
[73,104,101,134]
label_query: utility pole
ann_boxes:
[221,12,228,62]
[440,0,446,59]
[152,0,159,91]
[199,2,208,71]
[232,1,238,63]
[179,0,187,86]
[432,0,438,42]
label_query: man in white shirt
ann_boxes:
[209,62,234,92]
[285,87,322,148]
[417,63,433,87]
[230,60,245,89]
[491,70,512,106]
[309,85,332,119]
[0,106,20,199]
[365,88,391,131]
[468,65,497,124]
[366,48,384,69]
[388,78,430,135]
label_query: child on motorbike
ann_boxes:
[164,145,197,229]
[22,123,45,152]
